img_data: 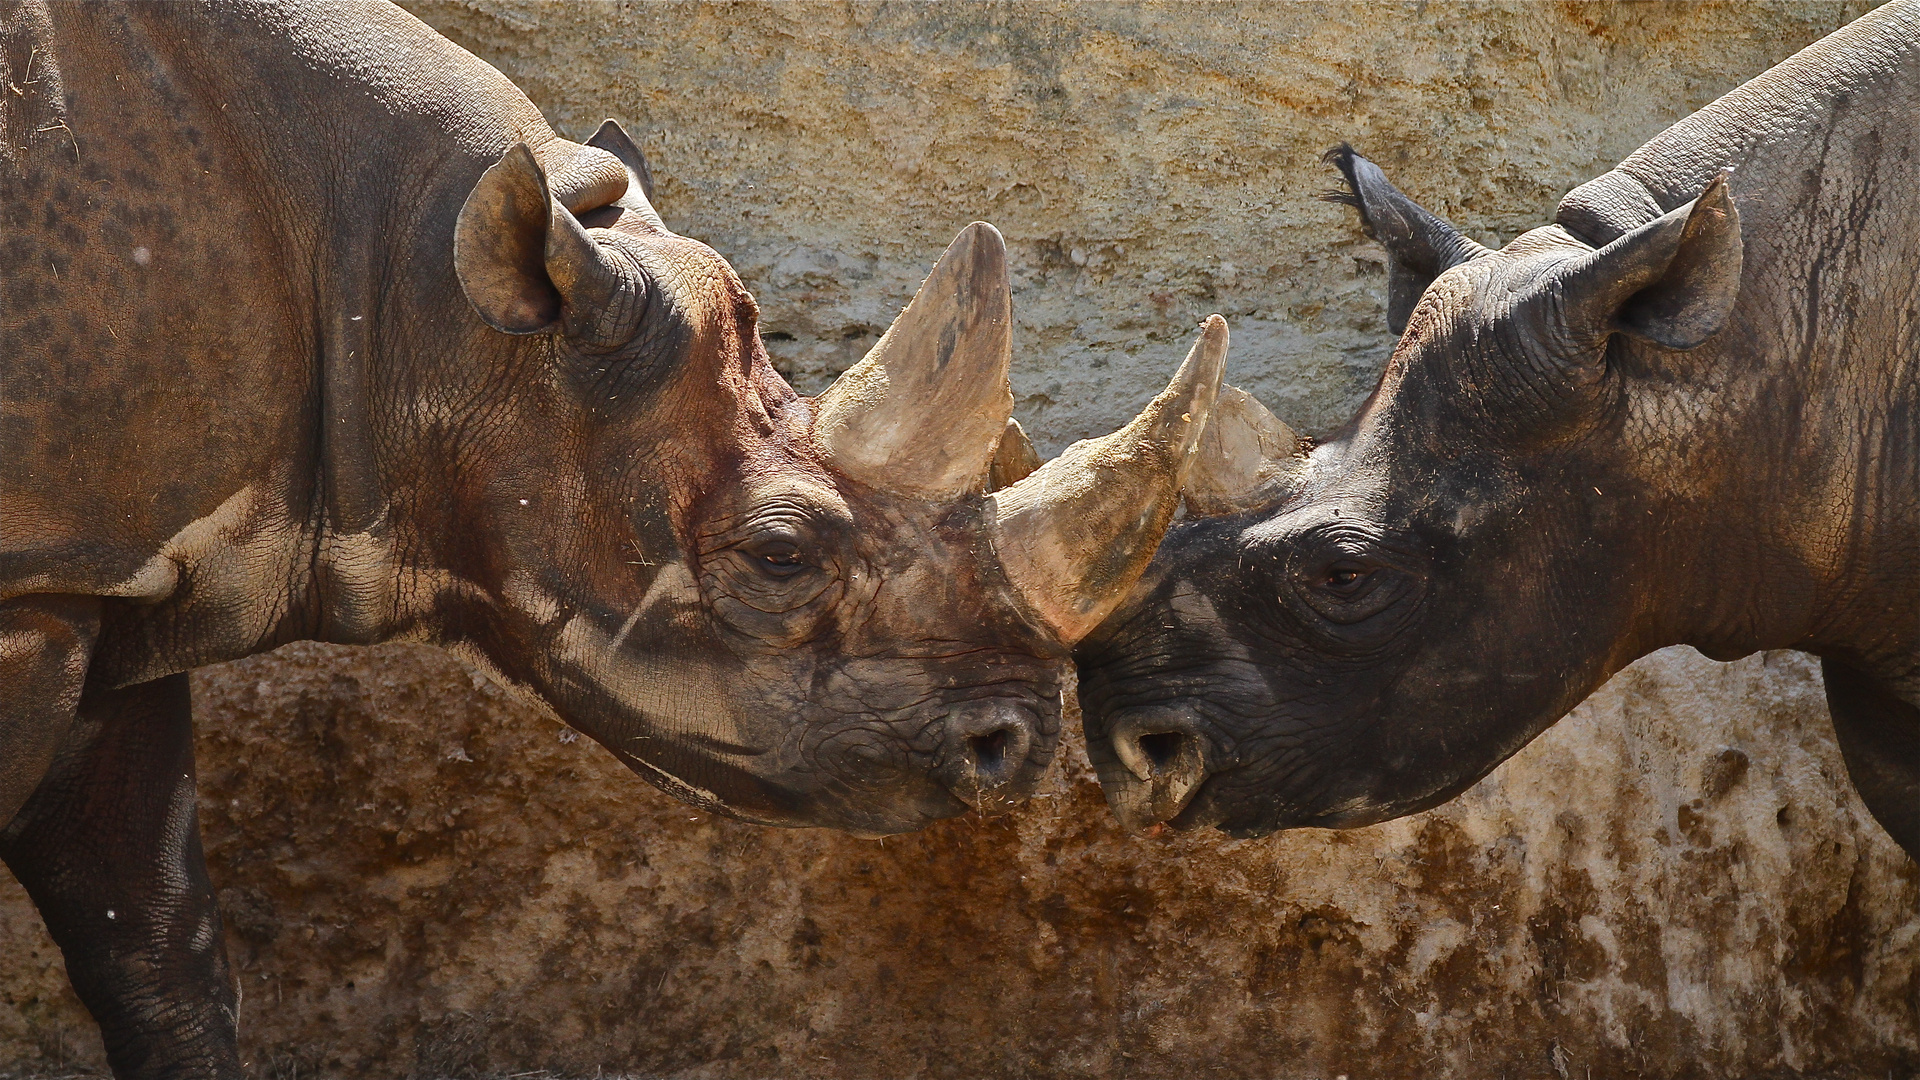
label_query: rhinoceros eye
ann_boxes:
[1324,562,1369,592]
[695,487,855,641]
[755,541,807,577]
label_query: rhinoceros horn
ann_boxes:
[987,316,1229,644]
[813,222,1015,500]
[1179,384,1309,517]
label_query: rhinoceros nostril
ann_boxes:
[1102,708,1213,831]
[1136,730,1187,771]
[938,703,1040,811]
[967,727,1013,780]
[1114,725,1198,783]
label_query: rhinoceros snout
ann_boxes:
[934,700,1046,815]
[1097,706,1214,832]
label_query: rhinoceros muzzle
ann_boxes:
[932,697,1049,815]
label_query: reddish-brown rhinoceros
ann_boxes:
[0,2,1225,1073]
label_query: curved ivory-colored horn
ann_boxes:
[812,223,1013,499]
[1181,384,1308,516]
[988,315,1229,644]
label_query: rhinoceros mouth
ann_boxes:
[671,729,768,758]
[1162,763,1396,838]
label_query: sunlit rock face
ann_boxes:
[0,3,1908,1076]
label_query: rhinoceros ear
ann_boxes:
[1181,384,1308,517]
[1558,173,1743,351]
[812,223,1014,500]
[988,316,1227,644]
[455,144,560,333]
[455,143,633,338]
[585,119,665,228]
[586,120,655,204]
[1322,145,1490,334]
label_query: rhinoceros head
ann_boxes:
[1076,146,1743,838]
[444,127,1222,834]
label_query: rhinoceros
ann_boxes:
[1077,5,1919,846]
[0,2,1226,1073]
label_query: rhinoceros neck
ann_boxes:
[180,3,563,649]
[1614,6,1920,681]
[269,4,565,647]
[1558,4,1920,245]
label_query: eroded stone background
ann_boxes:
[1,2,1910,1077]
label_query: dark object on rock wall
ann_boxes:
[1078,4,1920,846]
[0,1,1227,1074]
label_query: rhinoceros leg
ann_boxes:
[1824,658,1920,863]
[1,672,242,1080]
[0,595,100,825]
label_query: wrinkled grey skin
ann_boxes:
[0,3,1072,1074]
[1079,5,1920,845]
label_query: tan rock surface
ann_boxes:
[2,3,1911,1077]
[397,0,1877,446]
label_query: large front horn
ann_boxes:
[1181,384,1309,516]
[812,223,1013,499]
[988,316,1229,644]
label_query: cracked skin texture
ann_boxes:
[3,3,1917,1077]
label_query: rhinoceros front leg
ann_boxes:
[1,672,242,1080]
[1824,657,1920,863]
[0,595,100,824]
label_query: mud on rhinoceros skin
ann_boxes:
[1076,2,1920,846]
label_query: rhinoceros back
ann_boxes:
[1557,2,1920,246]
[0,1,553,674]
[1561,1,1919,692]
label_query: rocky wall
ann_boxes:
[1,3,1910,1077]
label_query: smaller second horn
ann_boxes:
[1180,384,1308,517]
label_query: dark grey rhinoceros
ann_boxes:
[1077,5,1919,847]
[0,2,1226,1073]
